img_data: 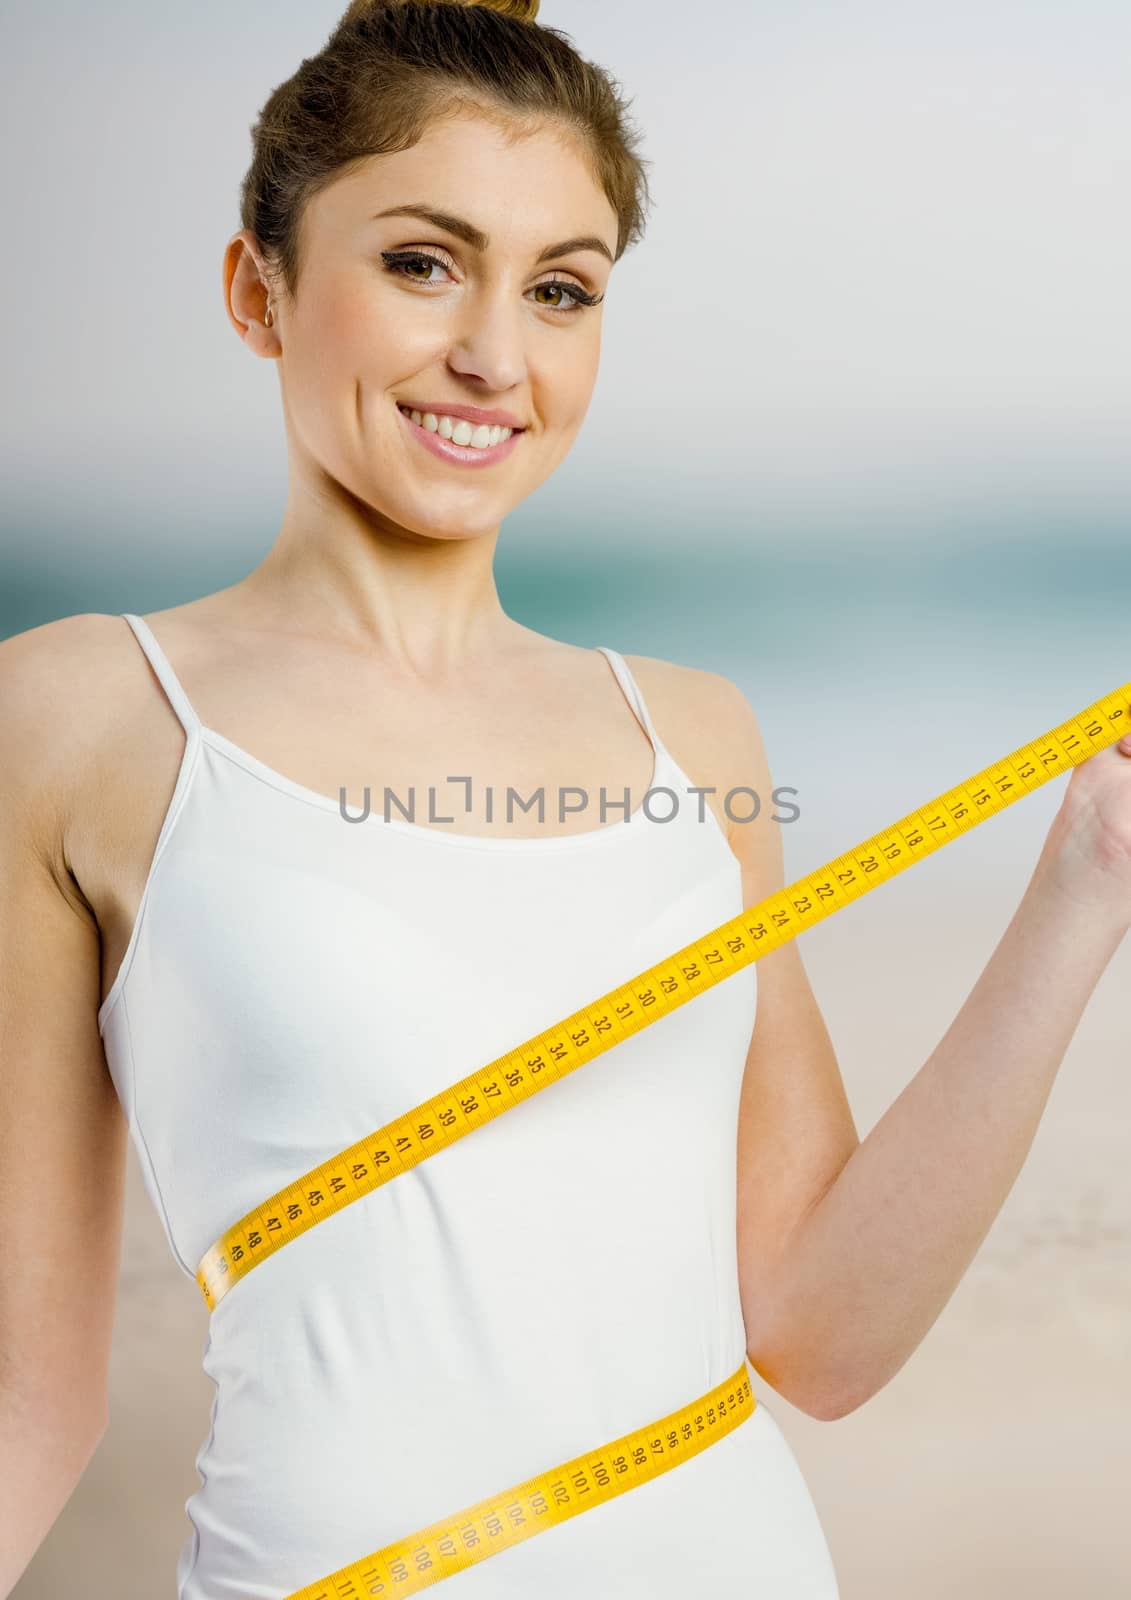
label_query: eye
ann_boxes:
[380,249,604,316]
[531,278,604,314]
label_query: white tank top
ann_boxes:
[99,612,840,1598]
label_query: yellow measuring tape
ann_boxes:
[195,678,1129,1598]
[288,1363,753,1600]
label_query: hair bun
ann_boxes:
[344,0,541,23]
[457,0,540,16]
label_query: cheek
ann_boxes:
[284,296,362,421]
[288,291,408,440]
[300,274,395,367]
[328,292,440,401]
[558,325,603,402]
[550,354,601,431]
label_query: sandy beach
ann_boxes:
[15,882,1131,1598]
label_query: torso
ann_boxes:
[49,596,745,1019]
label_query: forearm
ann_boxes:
[750,859,1128,1422]
[0,1383,105,1597]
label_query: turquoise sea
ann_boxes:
[5,513,1126,894]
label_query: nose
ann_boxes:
[445,287,528,396]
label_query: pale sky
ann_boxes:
[3,0,1128,556]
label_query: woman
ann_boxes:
[2,2,1129,1596]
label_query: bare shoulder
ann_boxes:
[0,613,115,807]
[620,652,773,863]
[622,652,758,739]
[0,612,151,881]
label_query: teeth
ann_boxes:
[403,406,513,449]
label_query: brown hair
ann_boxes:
[239,0,653,308]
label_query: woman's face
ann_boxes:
[231,111,619,543]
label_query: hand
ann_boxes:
[1035,730,1131,921]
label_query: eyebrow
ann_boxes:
[372,203,615,266]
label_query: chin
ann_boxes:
[391,508,501,543]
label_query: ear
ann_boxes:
[223,230,279,355]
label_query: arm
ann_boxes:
[679,671,862,1414]
[0,622,130,1595]
[738,738,1130,1423]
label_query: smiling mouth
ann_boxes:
[395,402,527,465]
[397,403,526,435]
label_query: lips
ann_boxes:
[396,402,526,431]
[396,400,525,467]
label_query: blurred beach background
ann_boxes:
[4,0,1129,1594]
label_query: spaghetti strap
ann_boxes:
[595,645,663,754]
[120,612,202,737]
